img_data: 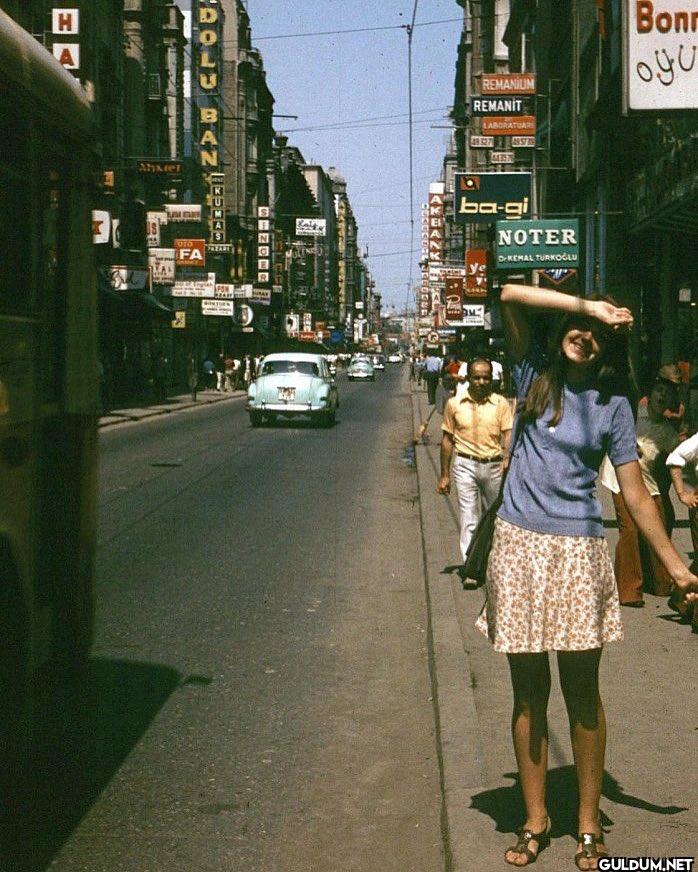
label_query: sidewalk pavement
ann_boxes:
[98,389,247,429]
[411,384,697,871]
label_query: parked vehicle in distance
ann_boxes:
[247,352,338,427]
[388,352,403,363]
[372,355,386,371]
[347,358,375,381]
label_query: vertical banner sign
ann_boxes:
[257,205,272,285]
[421,203,430,259]
[428,182,445,263]
[444,277,464,322]
[52,7,81,73]
[208,172,226,244]
[465,249,488,297]
[193,0,223,232]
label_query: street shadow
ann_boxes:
[2,657,185,872]
[470,766,688,839]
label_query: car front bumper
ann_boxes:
[247,401,328,413]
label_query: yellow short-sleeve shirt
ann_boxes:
[442,391,513,459]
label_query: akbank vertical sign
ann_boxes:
[623,1,698,111]
[193,0,223,224]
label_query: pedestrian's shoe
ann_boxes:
[574,831,607,870]
[667,590,691,623]
[620,600,644,608]
[505,818,551,866]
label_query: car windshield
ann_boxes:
[261,360,319,376]
[352,361,370,369]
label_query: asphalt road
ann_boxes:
[23,367,445,872]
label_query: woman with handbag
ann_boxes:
[479,284,698,869]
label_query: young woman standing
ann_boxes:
[478,284,697,869]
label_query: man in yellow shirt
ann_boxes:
[437,358,513,580]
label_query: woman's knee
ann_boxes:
[557,649,603,727]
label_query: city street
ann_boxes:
[25,367,444,872]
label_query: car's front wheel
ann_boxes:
[249,411,263,427]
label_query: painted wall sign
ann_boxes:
[454,173,532,224]
[623,0,698,111]
[495,219,580,268]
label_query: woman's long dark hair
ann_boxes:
[520,296,639,427]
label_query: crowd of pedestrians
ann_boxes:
[414,287,697,868]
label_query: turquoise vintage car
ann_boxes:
[247,352,339,427]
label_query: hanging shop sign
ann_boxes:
[148,248,176,284]
[208,172,226,244]
[257,205,272,284]
[465,249,488,296]
[171,311,186,329]
[137,160,183,178]
[146,211,166,248]
[470,135,495,148]
[428,264,468,282]
[428,181,446,262]
[165,204,202,223]
[235,304,254,327]
[92,210,111,245]
[234,284,253,299]
[481,73,536,95]
[295,218,327,237]
[482,116,536,136]
[208,243,232,254]
[193,0,222,170]
[454,173,532,224]
[302,312,313,331]
[461,305,486,327]
[495,219,580,268]
[512,136,536,148]
[251,287,271,305]
[174,238,206,267]
[444,277,464,322]
[299,331,316,342]
[107,267,149,292]
[171,273,216,297]
[623,0,698,111]
[285,313,300,336]
[535,268,579,291]
[52,8,80,73]
[202,299,234,316]
[214,283,235,298]
[470,96,534,116]
[491,151,516,165]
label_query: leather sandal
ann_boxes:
[504,818,551,866]
[575,832,607,870]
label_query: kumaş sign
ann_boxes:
[495,220,580,268]
[455,173,532,224]
[623,0,698,111]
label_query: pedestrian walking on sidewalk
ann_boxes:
[479,283,698,869]
[437,358,512,582]
[423,349,442,405]
[666,431,698,625]
[215,354,226,392]
[599,373,680,606]
[187,354,198,403]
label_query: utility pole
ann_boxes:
[406,0,419,297]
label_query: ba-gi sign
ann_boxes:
[462,305,486,327]
[295,218,327,237]
[175,238,206,267]
[495,220,580,268]
[455,173,532,224]
[624,1,698,111]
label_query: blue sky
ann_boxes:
[184,1,463,309]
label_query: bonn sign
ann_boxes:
[623,1,698,111]
[495,220,580,268]
[454,173,532,224]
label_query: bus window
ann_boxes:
[39,152,69,404]
[0,96,29,313]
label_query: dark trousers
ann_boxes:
[424,371,439,405]
[612,491,675,603]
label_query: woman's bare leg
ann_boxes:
[557,648,607,870]
[505,653,551,865]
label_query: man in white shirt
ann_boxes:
[666,433,698,625]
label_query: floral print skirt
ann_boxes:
[475,517,624,653]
